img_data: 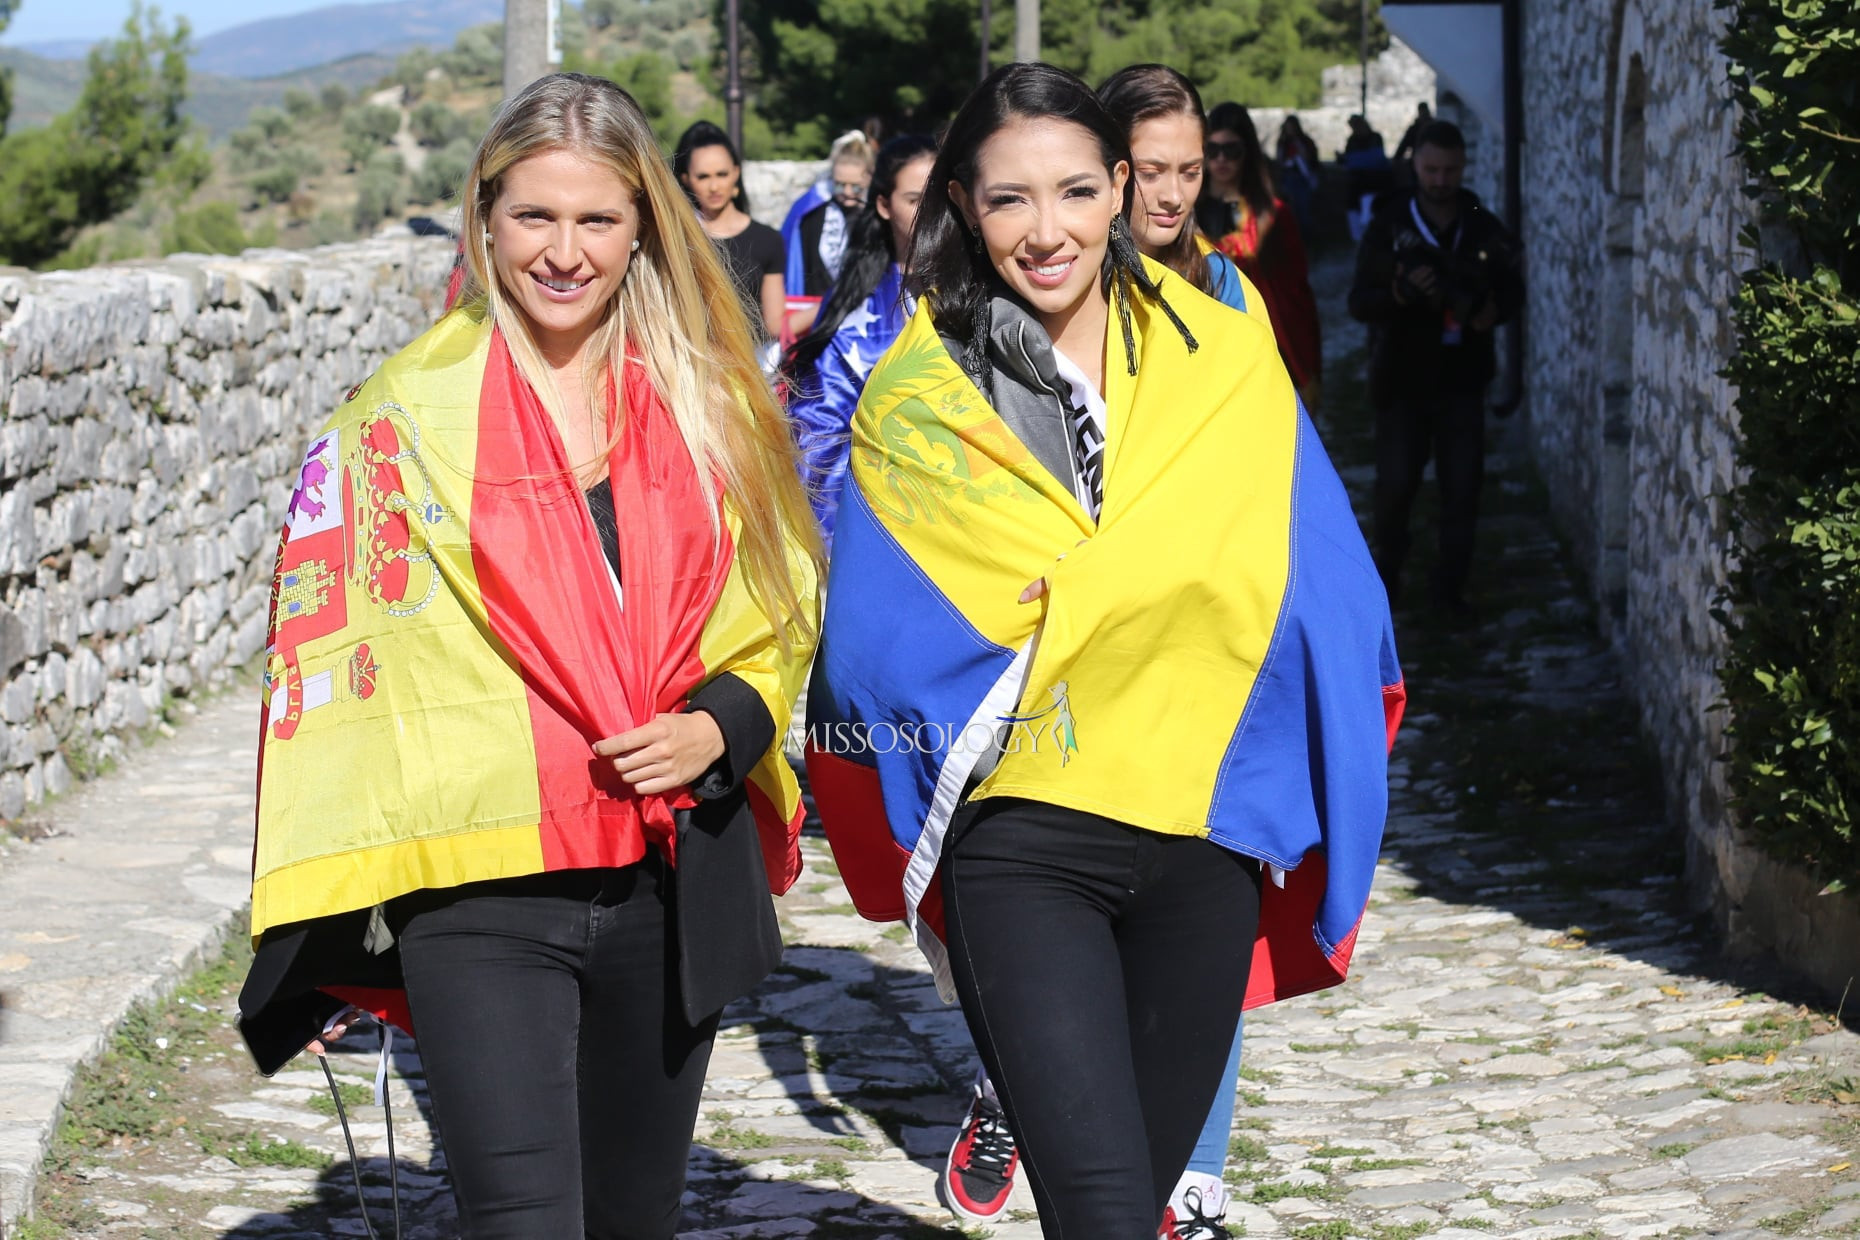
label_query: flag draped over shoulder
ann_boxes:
[252,305,814,939]
[805,268,1404,1007]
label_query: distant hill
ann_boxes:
[0,46,401,138]
[192,0,502,78]
[3,0,499,83]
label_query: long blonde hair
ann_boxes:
[458,73,821,651]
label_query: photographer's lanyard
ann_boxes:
[1409,198,1465,346]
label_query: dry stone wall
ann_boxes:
[0,238,456,820]
[1521,0,1860,988]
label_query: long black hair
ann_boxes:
[905,61,1195,394]
[1096,64,1214,297]
[1195,101,1274,239]
[673,119,751,214]
[786,132,938,379]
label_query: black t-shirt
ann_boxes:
[714,220,784,337]
[585,478,621,583]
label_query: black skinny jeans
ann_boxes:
[392,860,716,1240]
[941,798,1263,1239]
[1372,391,1486,604]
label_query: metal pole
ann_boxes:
[1014,0,1038,62]
[726,0,743,153]
[503,0,549,100]
[1358,0,1368,116]
[979,0,992,82]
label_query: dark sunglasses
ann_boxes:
[833,180,869,201]
[1205,140,1245,161]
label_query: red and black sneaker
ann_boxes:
[942,1084,1020,1221]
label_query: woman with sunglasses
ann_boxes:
[807,61,1401,1238]
[794,131,877,298]
[1196,102,1324,412]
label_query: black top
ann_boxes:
[584,478,622,583]
[797,202,845,298]
[714,220,784,337]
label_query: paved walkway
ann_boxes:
[4,252,1859,1238]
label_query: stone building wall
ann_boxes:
[1520,0,1860,989]
[0,238,457,820]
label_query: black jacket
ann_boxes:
[1347,188,1522,404]
[236,671,783,1068]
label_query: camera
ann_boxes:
[1393,237,1492,323]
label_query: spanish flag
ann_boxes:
[806,265,1402,1007]
[251,305,815,939]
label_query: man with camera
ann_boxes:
[1349,119,1523,618]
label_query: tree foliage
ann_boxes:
[1718,0,1860,892]
[0,6,193,266]
[731,0,1381,156]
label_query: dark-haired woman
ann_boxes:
[1196,102,1323,411]
[675,120,785,343]
[785,133,937,549]
[807,62,1401,1238]
[1097,62,1282,1240]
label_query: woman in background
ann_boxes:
[784,132,937,549]
[1098,62,1282,1240]
[1197,101,1323,411]
[676,119,786,343]
[793,130,876,299]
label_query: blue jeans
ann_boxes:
[1187,1017,1244,1177]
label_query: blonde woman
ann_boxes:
[238,73,821,1238]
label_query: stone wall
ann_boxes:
[0,238,457,820]
[1249,39,1437,169]
[1520,0,1860,991]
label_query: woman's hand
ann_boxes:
[594,712,725,795]
[1020,540,1090,604]
[307,1005,367,1057]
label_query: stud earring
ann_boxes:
[630,239,639,252]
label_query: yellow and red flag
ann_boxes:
[252,305,815,939]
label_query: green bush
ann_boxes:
[0,9,193,266]
[411,98,469,147]
[341,102,403,167]
[247,105,291,141]
[282,87,317,119]
[319,82,350,114]
[441,23,504,84]
[1718,0,1860,892]
[248,146,319,204]
[412,136,474,203]
[353,153,406,230]
[162,200,253,255]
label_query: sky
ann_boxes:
[2,0,329,44]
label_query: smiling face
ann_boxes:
[682,143,739,216]
[489,146,641,366]
[1127,112,1203,255]
[876,153,934,269]
[953,115,1127,330]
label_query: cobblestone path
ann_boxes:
[8,251,1860,1238]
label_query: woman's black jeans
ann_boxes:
[392,859,717,1240]
[942,798,1262,1239]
